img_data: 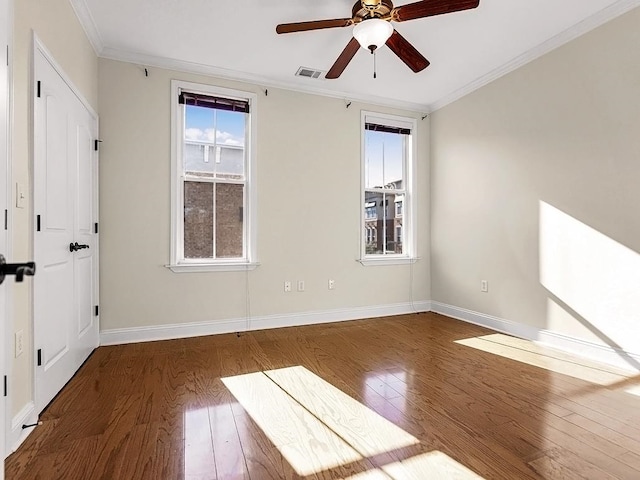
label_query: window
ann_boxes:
[361,112,416,264]
[395,197,403,217]
[365,201,377,219]
[170,81,257,272]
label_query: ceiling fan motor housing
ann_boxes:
[354,0,394,20]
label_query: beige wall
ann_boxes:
[98,59,430,331]
[11,0,98,415]
[431,8,640,355]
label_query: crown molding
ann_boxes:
[99,46,430,114]
[68,0,104,55]
[429,0,640,112]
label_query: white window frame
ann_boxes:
[169,80,258,272]
[360,111,417,266]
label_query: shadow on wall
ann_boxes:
[539,201,640,370]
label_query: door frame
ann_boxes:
[31,34,99,415]
[1,0,14,470]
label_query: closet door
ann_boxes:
[33,45,99,413]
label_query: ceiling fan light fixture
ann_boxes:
[353,18,393,52]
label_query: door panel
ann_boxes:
[76,256,92,336]
[41,262,73,363]
[33,46,98,413]
[77,124,92,232]
[44,97,69,229]
[73,115,96,356]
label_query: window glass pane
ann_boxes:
[216,110,246,148]
[216,183,244,258]
[184,181,214,258]
[364,192,384,255]
[364,192,404,255]
[184,143,213,175]
[364,129,405,189]
[185,105,215,143]
[214,146,244,179]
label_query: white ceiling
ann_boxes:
[73,0,640,111]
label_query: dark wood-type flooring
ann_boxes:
[6,312,640,479]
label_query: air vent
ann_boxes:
[295,67,323,79]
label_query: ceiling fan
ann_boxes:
[276,0,480,79]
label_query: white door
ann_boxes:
[33,44,98,414]
[0,0,9,475]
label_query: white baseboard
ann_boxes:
[100,301,432,346]
[431,301,640,373]
[10,401,36,453]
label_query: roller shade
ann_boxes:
[179,91,250,113]
[365,123,411,135]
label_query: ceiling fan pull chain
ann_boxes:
[373,49,377,79]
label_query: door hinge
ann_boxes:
[37,349,42,367]
[3,375,7,397]
[94,305,99,316]
[94,222,98,234]
[37,80,41,98]
[36,214,41,232]
[4,209,7,230]
[94,139,102,151]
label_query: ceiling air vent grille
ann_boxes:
[295,67,323,79]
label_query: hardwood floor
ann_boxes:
[5,312,640,479]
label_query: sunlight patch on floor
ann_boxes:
[265,366,418,458]
[222,366,419,476]
[222,366,488,478]
[625,385,640,397]
[221,370,362,476]
[342,451,485,479]
[455,333,632,386]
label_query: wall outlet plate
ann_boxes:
[15,330,24,357]
[16,182,26,208]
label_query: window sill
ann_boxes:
[358,257,418,266]
[166,262,260,273]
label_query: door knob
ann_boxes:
[0,254,36,285]
[69,242,90,252]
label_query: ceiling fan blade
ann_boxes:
[394,0,479,22]
[386,30,430,73]
[326,38,361,79]
[276,18,353,34]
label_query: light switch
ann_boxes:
[16,182,26,208]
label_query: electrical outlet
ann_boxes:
[297,280,305,292]
[15,330,24,357]
[16,183,26,209]
[284,281,292,292]
[328,279,335,290]
[481,280,489,293]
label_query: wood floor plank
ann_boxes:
[208,402,249,479]
[618,451,640,471]
[529,447,619,480]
